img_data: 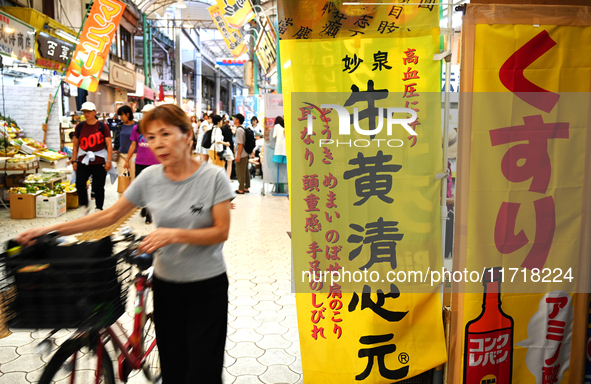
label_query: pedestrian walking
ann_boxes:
[17,103,234,384]
[71,102,113,215]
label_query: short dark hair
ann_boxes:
[117,105,134,121]
[211,114,223,125]
[275,116,284,128]
[140,104,192,136]
[234,113,245,125]
[251,116,259,124]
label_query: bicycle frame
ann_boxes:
[95,269,157,383]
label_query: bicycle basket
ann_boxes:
[0,236,131,329]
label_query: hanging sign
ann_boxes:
[0,11,34,65]
[37,32,73,66]
[65,0,126,92]
[208,3,247,58]
[253,13,277,75]
[281,1,447,383]
[215,0,254,29]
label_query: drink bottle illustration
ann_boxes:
[463,267,514,384]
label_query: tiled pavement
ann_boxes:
[0,175,301,383]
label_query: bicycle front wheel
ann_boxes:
[141,287,161,383]
[39,337,115,384]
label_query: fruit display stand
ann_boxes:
[24,172,65,190]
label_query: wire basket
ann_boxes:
[0,237,131,329]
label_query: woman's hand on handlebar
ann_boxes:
[138,228,175,254]
[16,227,53,247]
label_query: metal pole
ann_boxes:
[440,0,453,303]
[275,17,282,94]
[175,7,183,107]
[148,25,153,90]
[215,71,220,113]
[143,14,148,86]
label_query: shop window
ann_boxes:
[121,28,132,63]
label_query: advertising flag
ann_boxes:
[450,5,591,384]
[280,1,447,382]
[65,0,126,92]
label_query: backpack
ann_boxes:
[201,128,213,149]
[243,126,256,155]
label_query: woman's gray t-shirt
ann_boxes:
[124,163,235,283]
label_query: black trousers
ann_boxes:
[152,273,228,384]
[76,163,107,209]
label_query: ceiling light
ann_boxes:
[55,29,79,44]
[233,79,237,83]
[4,27,14,34]
[176,0,187,9]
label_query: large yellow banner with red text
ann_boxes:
[457,20,591,384]
[280,1,446,382]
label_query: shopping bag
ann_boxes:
[117,171,131,193]
[209,149,225,167]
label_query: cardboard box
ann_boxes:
[66,191,78,209]
[36,193,66,218]
[10,193,40,219]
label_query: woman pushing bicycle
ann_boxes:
[17,104,235,384]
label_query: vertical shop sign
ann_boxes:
[0,11,34,65]
[65,0,126,92]
[281,1,447,382]
[450,5,591,384]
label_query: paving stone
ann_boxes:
[290,358,303,374]
[257,348,296,366]
[1,353,45,372]
[230,287,258,297]
[227,342,265,358]
[25,367,44,383]
[0,372,27,384]
[226,357,267,376]
[233,375,264,384]
[222,367,236,384]
[228,329,264,343]
[285,341,302,358]
[282,328,300,343]
[253,300,282,312]
[275,295,297,306]
[229,306,261,318]
[0,347,18,364]
[280,315,299,329]
[254,311,285,323]
[259,365,301,384]
[256,334,292,350]
[252,291,280,302]
[231,296,259,306]
[224,351,236,367]
[256,322,289,336]
[229,317,263,330]
[1,332,33,347]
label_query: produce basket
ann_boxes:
[0,237,130,329]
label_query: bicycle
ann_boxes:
[0,229,161,384]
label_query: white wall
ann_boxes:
[0,85,62,151]
[54,0,83,31]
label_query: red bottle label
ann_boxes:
[465,328,512,384]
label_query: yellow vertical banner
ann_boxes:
[208,3,247,58]
[450,5,591,384]
[279,1,447,382]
